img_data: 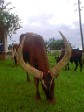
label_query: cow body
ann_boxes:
[56,49,82,71]
[23,34,50,75]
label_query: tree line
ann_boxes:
[45,38,65,50]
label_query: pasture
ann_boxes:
[0,55,84,112]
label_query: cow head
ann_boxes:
[41,71,55,101]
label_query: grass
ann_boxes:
[0,56,84,112]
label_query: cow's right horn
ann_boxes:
[51,31,72,77]
[17,37,43,79]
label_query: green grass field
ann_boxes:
[0,56,84,112]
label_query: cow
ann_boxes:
[17,31,71,104]
[11,43,19,64]
[56,49,82,71]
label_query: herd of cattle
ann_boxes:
[11,31,83,104]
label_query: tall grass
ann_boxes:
[0,57,84,112]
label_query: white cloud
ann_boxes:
[6,0,84,49]
[6,0,83,25]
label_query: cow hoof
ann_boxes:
[27,79,31,83]
[35,96,41,101]
[48,98,56,104]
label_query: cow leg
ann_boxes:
[65,65,67,70]
[23,52,31,81]
[14,56,17,64]
[34,77,41,100]
[26,72,31,82]
[74,61,78,71]
[67,63,70,70]
[79,61,82,71]
[65,63,70,70]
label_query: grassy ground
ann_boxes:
[0,56,84,112]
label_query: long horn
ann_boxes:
[51,31,72,77]
[17,37,43,79]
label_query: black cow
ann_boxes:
[56,49,82,71]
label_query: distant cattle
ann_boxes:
[17,31,71,104]
[56,49,83,71]
[11,43,19,64]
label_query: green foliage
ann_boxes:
[47,38,65,50]
[0,57,84,112]
[0,0,22,37]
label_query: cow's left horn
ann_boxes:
[17,37,43,79]
[51,31,72,77]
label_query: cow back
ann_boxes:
[22,33,50,75]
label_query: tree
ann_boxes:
[0,0,22,53]
[47,38,65,50]
[0,0,22,37]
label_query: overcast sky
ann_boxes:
[6,0,84,49]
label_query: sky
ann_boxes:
[6,0,84,49]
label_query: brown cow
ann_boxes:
[11,43,19,64]
[17,31,71,104]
